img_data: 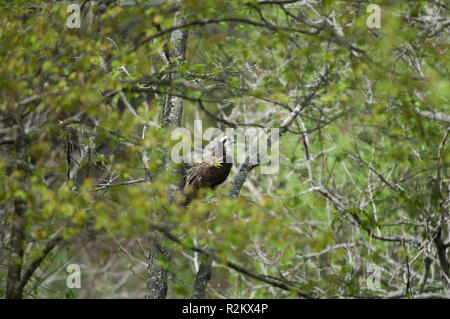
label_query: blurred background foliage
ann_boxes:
[0,0,448,298]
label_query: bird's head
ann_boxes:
[220,136,234,146]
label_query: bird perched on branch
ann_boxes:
[183,136,234,205]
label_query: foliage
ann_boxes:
[0,0,448,298]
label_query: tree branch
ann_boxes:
[229,66,329,199]
[16,236,61,295]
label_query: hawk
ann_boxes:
[183,136,234,205]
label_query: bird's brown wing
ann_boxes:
[184,163,220,205]
[186,162,220,187]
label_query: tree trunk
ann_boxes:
[146,242,168,299]
[146,6,188,299]
[6,133,29,299]
[434,227,450,291]
[192,256,212,299]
